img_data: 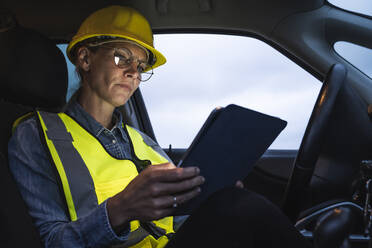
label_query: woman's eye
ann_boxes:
[122,58,132,65]
[114,54,131,66]
[115,52,128,59]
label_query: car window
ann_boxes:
[334,42,372,78]
[327,0,372,16]
[140,34,321,149]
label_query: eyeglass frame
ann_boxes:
[87,44,154,82]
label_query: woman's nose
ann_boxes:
[124,61,141,80]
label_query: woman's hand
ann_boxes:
[107,163,204,233]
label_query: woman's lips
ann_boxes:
[116,83,132,91]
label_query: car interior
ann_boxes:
[1,0,372,247]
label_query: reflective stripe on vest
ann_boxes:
[37,111,174,248]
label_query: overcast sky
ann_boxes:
[63,0,371,149]
[329,0,372,16]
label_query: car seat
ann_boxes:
[0,19,68,247]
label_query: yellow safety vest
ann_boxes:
[36,111,174,248]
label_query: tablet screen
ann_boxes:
[174,104,287,215]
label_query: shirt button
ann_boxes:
[112,140,116,144]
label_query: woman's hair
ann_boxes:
[72,38,101,82]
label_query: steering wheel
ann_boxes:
[282,63,347,222]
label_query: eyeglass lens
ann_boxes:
[113,48,153,82]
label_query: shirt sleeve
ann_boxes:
[8,117,130,248]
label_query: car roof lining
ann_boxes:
[1,0,324,40]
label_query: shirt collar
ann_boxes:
[64,98,126,139]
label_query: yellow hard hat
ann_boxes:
[66,5,166,69]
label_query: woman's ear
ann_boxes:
[76,46,91,72]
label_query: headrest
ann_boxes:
[0,25,68,110]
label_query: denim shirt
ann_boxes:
[8,100,172,248]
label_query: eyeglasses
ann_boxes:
[99,46,154,82]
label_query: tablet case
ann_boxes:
[174,104,287,215]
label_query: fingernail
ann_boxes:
[197,187,201,193]
[195,167,200,174]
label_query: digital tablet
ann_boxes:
[174,104,287,215]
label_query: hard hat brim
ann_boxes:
[67,34,166,70]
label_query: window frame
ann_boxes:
[333,41,372,80]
